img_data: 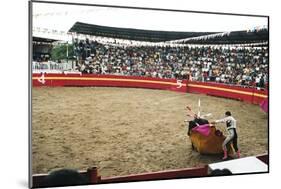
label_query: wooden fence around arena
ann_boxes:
[187,81,268,104]
[32,73,188,93]
[32,166,208,187]
[31,154,268,188]
[32,73,268,104]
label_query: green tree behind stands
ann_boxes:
[51,43,74,62]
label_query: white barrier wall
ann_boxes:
[32,61,74,73]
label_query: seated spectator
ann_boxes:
[209,168,233,176]
[41,169,89,187]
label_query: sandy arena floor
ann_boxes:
[32,87,268,177]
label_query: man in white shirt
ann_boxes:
[211,111,240,160]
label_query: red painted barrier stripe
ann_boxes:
[32,76,187,86]
[188,83,267,98]
[32,154,268,187]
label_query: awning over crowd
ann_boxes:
[68,22,268,44]
[177,29,268,44]
[69,22,216,42]
[33,37,58,44]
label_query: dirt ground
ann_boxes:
[32,87,268,177]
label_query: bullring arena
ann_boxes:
[32,78,268,177]
[31,3,269,186]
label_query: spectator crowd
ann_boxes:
[73,38,268,88]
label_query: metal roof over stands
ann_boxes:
[68,22,268,45]
[69,22,216,42]
[33,37,58,44]
[179,29,268,44]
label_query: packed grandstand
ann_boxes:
[71,39,268,88]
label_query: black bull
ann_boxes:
[187,118,209,136]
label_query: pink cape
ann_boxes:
[260,98,268,113]
[191,124,211,136]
